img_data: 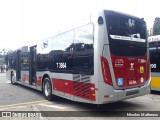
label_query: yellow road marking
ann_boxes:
[0,100,47,109]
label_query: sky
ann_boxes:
[0,0,159,50]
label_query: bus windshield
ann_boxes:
[105,10,147,56]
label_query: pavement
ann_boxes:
[0,73,6,77]
[1,97,160,120]
[1,72,160,120]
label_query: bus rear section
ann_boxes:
[97,10,150,104]
[149,37,160,91]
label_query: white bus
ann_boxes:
[6,10,150,104]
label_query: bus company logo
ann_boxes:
[138,59,146,63]
[130,63,134,70]
[128,19,135,28]
[115,59,124,67]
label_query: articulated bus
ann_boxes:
[5,10,150,104]
[149,35,160,91]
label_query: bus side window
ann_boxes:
[51,30,74,73]
[20,52,29,70]
[37,54,48,70]
[150,47,160,72]
[157,47,160,71]
[74,23,94,75]
[150,48,156,58]
[8,57,16,70]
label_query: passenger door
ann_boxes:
[16,50,21,81]
[29,46,37,86]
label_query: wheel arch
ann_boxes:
[42,73,56,101]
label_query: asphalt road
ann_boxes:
[1,73,160,120]
[0,73,45,106]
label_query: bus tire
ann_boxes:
[11,72,16,85]
[43,77,55,101]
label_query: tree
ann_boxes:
[0,54,5,65]
[0,48,12,65]
[153,17,160,35]
[0,48,7,55]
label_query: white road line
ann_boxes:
[39,104,66,110]
[6,81,11,84]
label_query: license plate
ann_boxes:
[126,90,139,96]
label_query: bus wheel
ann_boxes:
[11,72,16,85]
[43,77,55,101]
